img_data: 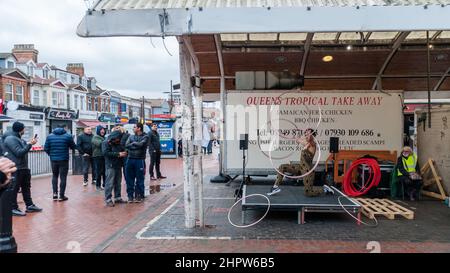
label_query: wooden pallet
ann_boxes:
[355,198,414,220]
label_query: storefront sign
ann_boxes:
[48,110,77,120]
[98,113,115,122]
[224,91,404,174]
[29,113,44,120]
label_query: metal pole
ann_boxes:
[0,186,17,253]
[180,38,196,228]
[427,31,432,128]
[194,75,204,227]
[170,80,173,114]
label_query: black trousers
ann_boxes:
[82,155,94,182]
[149,151,161,178]
[51,160,69,197]
[399,176,422,196]
[12,169,33,210]
[93,157,105,188]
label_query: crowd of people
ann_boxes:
[0,121,166,216]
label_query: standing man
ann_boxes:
[92,125,106,191]
[3,122,42,216]
[102,130,127,207]
[44,124,76,201]
[148,123,166,180]
[125,123,149,203]
[77,127,94,186]
[207,114,216,154]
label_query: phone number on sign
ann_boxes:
[258,129,377,137]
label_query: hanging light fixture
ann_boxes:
[322,55,333,62]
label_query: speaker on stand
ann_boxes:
[326,137,339,186]
[235,134,248,200]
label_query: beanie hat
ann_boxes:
[12,121,25,133]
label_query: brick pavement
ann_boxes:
[10,149,450,253]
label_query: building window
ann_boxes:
[74,94,78,109]
[52,91,65,108]
[4,84,13,102]
[111,102,118,114]
[94,99,98,111]
[88,97,92,111]
[59,72,67,83]
[7,61,15,69]
[33,90,40,105]
[43,69,48,79]
[27,65,34,76]
[67,94,70,109]
[15,85,24,103]
[80,96,85,110]
[42,90,47,106]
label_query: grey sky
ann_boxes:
[0,0,180,99]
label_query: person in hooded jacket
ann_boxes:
[44,124,77,201]
[77,127,94,186]
[92,125,106,190]
[102,130,127,207]
[3,122,41,216]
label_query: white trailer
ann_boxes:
[223,90,404,176]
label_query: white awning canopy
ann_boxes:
[77,0,450,37]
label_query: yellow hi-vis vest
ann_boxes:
[397,153,418,176]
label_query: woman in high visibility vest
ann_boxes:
[397,146,422,201]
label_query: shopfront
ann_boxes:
[47,108,77,135]
[77,110,101,135]
[5,105,46,147]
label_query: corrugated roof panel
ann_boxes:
[249,33,278,40]
[279,33,308,41]
[406,31,438,39]
[369,31,399,40]
[313,32,338,41]
[439,31,450,39]
[221,33,248,41]
[339,32,364,40]
[93,0,450,10]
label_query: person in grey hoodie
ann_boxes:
[102,130,127,207]
[3,122,41,216]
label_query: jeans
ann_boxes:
[207,140,213,154]
[51,160,69,198]
[105,167,122,202]
[93,157,105,188]
[149,151,161,178]
[125,158,146,199]
[82,155,94,182]
[12,169,33,210]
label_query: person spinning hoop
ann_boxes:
[267,128,334,197]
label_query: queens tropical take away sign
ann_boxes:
[223,90,404,175]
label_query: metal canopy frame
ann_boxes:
[76,1,450,229]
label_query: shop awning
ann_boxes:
[77,120,106,128]
[0,115,14,122]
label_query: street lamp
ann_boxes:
[163,80,180,114]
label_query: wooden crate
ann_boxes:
[355,198,414,220]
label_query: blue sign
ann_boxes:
[160,139,175,153]
[157,122,174,129]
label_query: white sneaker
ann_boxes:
[323,185,335,195]
[83,181,88,187]
[267,186,281,196]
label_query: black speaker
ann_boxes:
[239,134,248,150]
[330,137,339,153]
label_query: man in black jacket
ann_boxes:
[3,122,41,216]
[148,123,166,180]
[77,127,94,186]
[102,130,127,207]
[125,123,149,203]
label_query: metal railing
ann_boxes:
[27,150,73,176]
